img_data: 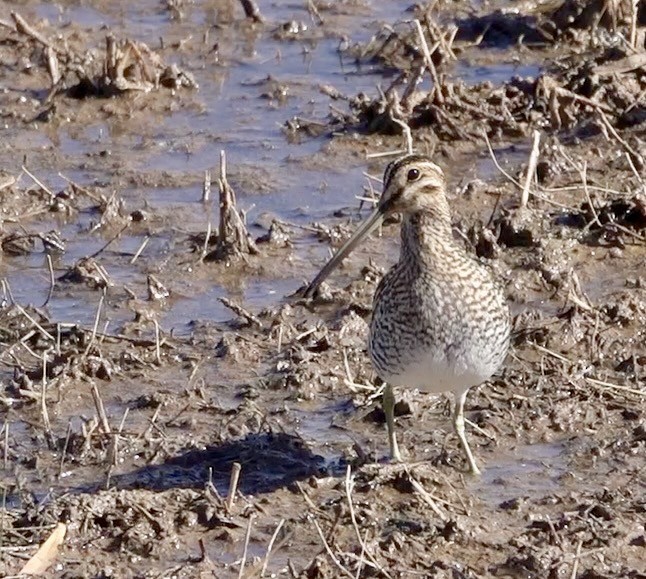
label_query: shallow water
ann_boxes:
[474,441,567,503]
[1,0,543,330]
[0,0,552,501]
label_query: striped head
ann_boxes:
[303,154,448,297]
[379,154,448,217]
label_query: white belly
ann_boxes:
[382,363,486,394]
[373,347,491,396]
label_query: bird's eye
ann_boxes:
[407,168,420,182]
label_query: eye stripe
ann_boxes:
[382,154,438,189]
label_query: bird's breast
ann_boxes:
[368,262,509,393]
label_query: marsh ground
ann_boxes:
[0,0,645,577]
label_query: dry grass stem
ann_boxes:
[130,236,150,264]
[521,130,541,207]
[482,130,523,189]
[570,537,584,579]
[153,320,162,364]
[21,165,55,200]
[89,223,130,259]
[365,150,408,159]
[260,518,285,577]
[226,462,242,512]
[3,420,9,469]
[308,514,355,579]
[629,0,638,48]
[392,117,414,155]
[3,282,55,341]
[405,469,448,522]
[578,162,602,231]
[344,467,390,578]
[585,377,645,397]
[307,0,324,25]
[41,352,52,440]
[83,293,105,358]
[200,220,212,263]
[412,19,443,105]
[237,514,255,579]
[597,109,644,169]
[212,150,258,261]
[58,421,72,477]
[624,151,645,189]
[464,417,496,440]
[42,254,55,308]
[219,297,263,329]
[295,481,321,513]
[11,12,54,50]
[202,169,211,203]
[91,383,111,434]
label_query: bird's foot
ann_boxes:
[466,461,482,477]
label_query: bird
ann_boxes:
[304,154,510,475]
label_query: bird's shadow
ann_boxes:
[107,431,327,496]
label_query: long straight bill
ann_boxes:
[304,206,385,298]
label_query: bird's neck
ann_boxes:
[400,211,457,270]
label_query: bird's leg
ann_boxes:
[382,382,402,462]
[453,390,481,476]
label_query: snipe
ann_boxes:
[304,155,510,474]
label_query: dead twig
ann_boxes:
[237,514,255,579]
[308,514,355,579]
[344,467,391,578]
[91,383,111,434]
[412,19,443,105]
[597,110,644,171]
[226,462,242,512]
[520,130,541,207]
[405,467,449,522]
[11,12,54,51]
[210,150,258,261]
[260,518,285,577]
[42,254,56,308]
[219,297,263,329]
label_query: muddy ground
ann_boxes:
[1,0,645,577]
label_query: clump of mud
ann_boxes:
[7,11,197,101]
[291,0,646,157]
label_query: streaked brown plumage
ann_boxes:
[305,154,510,474]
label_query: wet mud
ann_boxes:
[0,0,645,577]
